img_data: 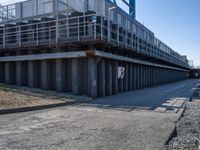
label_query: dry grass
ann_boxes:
[0,89,61,109]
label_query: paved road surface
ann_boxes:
[0,79,199,150]
[83,79,199,111]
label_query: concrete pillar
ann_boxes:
[128,63,133,91]
[88,57,97,98]
[112,61,118,95]
[97,59,106,97]
[105,59,112,96]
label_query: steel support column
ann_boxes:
[128,63,133,90]
[72,59,81,95]
[124,63,129,91]
[0,63,5,83]
[112,61,118,95]
[105,59,112,96]
[56,59,66,92]
[97,59,106,97]
[88,57,97,98]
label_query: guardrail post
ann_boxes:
[117,25,119,46]
[101,16,103,40]
[36,23,39,45]
[56,19,59,43]
[67,17,69,38]
[3,29,5,48]
[78,17,80,41]
[108,11,111,42]
[18,26,21,47]
[49,27,51,43]
[94,19,96,40]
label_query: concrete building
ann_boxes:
[0,0,190,98]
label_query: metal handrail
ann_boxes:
[0,14,189,67]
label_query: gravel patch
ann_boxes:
[165,100,200,150]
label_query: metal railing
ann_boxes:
[0,13,189,68]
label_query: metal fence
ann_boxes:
[0,13,189,68]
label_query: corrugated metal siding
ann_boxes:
[38,0,53,15]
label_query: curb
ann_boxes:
[0,101,77,115]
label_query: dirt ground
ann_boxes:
[0,86,65,109]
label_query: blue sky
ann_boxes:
[117,0,200,66]
[1,0,200,66]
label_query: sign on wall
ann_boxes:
[118,67,125,79]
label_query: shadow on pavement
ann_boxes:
[78,79,199,111]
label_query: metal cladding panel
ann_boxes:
[38,0,53,15]
[22,0,37,17]
[88,0,105,16]
[15,3,22,19]
[15,0,53,18]
[67,0,84,12]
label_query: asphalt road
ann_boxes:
[83,79,199,111]
[0,79,199,150]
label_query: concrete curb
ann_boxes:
[0,101,76,115]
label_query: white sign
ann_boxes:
[91,16,97,23]
[118,67,125,79]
